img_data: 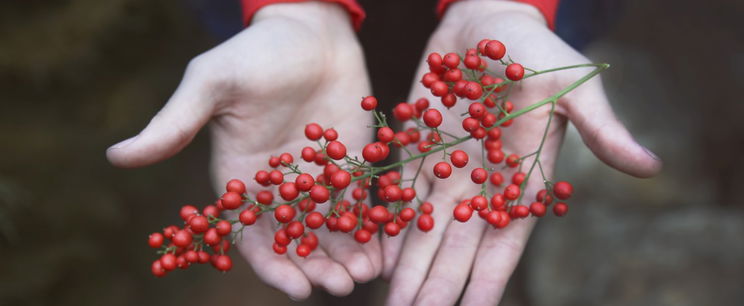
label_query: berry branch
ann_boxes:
[146,38,603,276]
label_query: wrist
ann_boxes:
[441,0,547,29]
[253,2,356,35]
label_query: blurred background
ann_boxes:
[0,0,742,305]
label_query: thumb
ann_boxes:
[106,66,215,168]
[562,81,662,178]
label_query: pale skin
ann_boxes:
[106,0,662,304]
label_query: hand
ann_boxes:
[382,1,662,305]
[106,2,381,300]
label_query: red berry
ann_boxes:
[477,39,491,54]
[172,230,192,247]
[377,127,394,142]
[286,221,305,239]
[179,205,199,221]
[529,202,547,217]
[274,204,296,223]
[453,204,474,222]
[491,193,506,210]
[151,260,166,277]
[470,127,486,139]
[419,202,434,214]
[221,192,243,210]
[274,228,291,246]
[305,211,325,229]
[254,170,270,186]
[273,243,287,254]
[465,82,483,100]
[415,98,430,111]
[427,52,443,69]
[401,188,416,202]
[417,214,434,232]
[310,185,330,203]
[269,170,284,185]
[296,244,312,257]
[441,93,457,108]
[383,185,402,202]
[505,154,520,168]
[215,255,232,271]
[202,205,219,218]
[490,171,504,186]
[279,182,299,201]
[239,209,257,225]
[464,55,480,69]
[505,63,524,81]
[384,222,401,236]
[470,195,488,211]
[148,233,164,248]
[215,220,232,236]
[361,96,378,111]
[443,52,460,69]
[337,214,357,233]
[204,228,221,245]
[511,205,529,218]
[423,109,443,128]
[294,173,314,191]
[536,189,554,205]
[512,172,526,185]
[553,202,568,217]
[161,254,177,271]
[268,156,281,168]
[399,207,416,222]
[504,184,521,200]
[189,215,210,233]
[323,129,338,142]
[354,229,372,243]
[393,103,414,121]
[301,147,316,162]
[256,190,274,205]
[484,40,506,60]
[553,181,573,200]
[326,141,347,160]
[226,179,246,194]
[430,81,449,97]
[450,150,469,168]
[304,123,323,140]
[301,232,319,250]
[433,162,452,179]
[362,142,389,163]
[443,68,463,82]
[330,170,351,189]
[496,211,511,228]
[487,150,505,164]
[421,72,439,88]
[468,103,486,119]
[462,117,479,132]
[471,168,488,184]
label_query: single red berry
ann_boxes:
[161,254,177,271]
[505,63,525,81]
[465,82,483,100]
[384,222,401,236]
[441,93,457,108]
[471,168,488,184]
[488,150,505,164]
[471,127,486,139]
[221,192,243,210]
[450,150,469,168]
[486,210,502,226]
[392,132,411,147]
[553,202,568,217]
[352,187,368,201]
[504,184,521,200]
[415,98,430,111]
[470,195,488,211]
[304,123,323,140]
[151,259,166,277]
[310,185,330,203]
[417,214,434,232]
[274,205,296,223]
[239,209,257,225]
[214,255,232,272]
[399,207,416,222]
[274,228,291,246]
[204,228,221,246]
[512,172,526,185]
[301,146,316,162]
[296,244,312,257]
[148,233,164,248]
[423,109,443,128]
[433,162,452,179]
[214,220,231,236]
[256,190,274,205]
[505,154,520,168]
[354,229,372,243]
[393,103,414,121]
[553,181,573,200]
[383,185,402,202]
[279,152,294,165]
[443,52,461,69]
[326,141,347,160]
[298,199,316,212]
[279,182,299,201]
[323,129,339,141]
[179,205,199,221]
[362,142,389,162]
[536,189,554,205]
[377,127,395,143]
[294,173,314,191]
[273,243,287,254]
[490,171,504,186]
[443,68,463,82]
[430,81,449,97]
[361,96,378,111]
[464,55,480,69]
[301,232,319,250]
[254,170,270,186]
[461,117,478,132]
[484,40,506,60]
[453,204,474,222]
[269,170,284,185]
[401,187,416,202]
[419,202,434,214]
[172,229,192,247]
[477,39,491,54]
[331,170,351,189]
[226,179,246,194]
[286,221,305,239]
[202,205,219,218]
[491,193,506,210]
[337,214,358,233]
[305,211,325,229]
[427,52,443,69]
[468,103,487,119]
[529,202,547,217]
[421,72,439,88]
[187,216,208,234]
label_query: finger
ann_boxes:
[237,215,312,300]
[106,62,215,168]
[460,218,536,305]
[413,217,487,306]
[385,187,465,306]
[560,81,662,178]
[287,239,355,296]
[316,229,378,283]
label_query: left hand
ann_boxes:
[382,1,662,305]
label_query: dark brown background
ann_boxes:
[1,0,742,305]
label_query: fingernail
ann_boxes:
[642,146,660,161]
[109,136,137,150]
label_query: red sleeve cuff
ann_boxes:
[436,0,558,30]
[241,0,366,31]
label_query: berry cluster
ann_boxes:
[147,38,605,277]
